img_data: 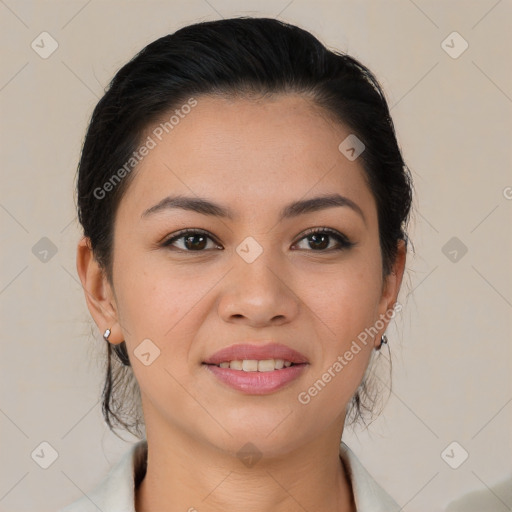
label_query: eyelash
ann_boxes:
[161,227,355,253]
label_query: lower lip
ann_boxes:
[204,364,308,394]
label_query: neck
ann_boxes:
[134,421,355,512]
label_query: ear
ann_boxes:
[76,236,123,345]
[374,239,407,347]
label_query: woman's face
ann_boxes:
[81,93,405,456]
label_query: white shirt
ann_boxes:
[59,439,401,512]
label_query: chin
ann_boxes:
[206,420,310,460]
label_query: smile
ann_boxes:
[213,359,295,371]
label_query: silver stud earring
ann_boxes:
[103,327,131,366]
[377,334,388,350]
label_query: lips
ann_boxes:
[203,342,309,366]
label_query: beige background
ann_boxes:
[1,1,511,511]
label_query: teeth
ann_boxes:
[216,359,294,371]
[242,359,258,371]
[257,359,275,372]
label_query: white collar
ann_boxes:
[60,439,401,511]
[339,442,402,511]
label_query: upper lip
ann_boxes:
[203,342,309,365]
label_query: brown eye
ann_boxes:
[293,228,354,252]
[162,229,222,251]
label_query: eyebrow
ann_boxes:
[141,193,366,225]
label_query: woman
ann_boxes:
[62,16,412,511]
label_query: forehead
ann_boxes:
[117,93,376,225]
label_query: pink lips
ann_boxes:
[203,342,309,366]
[203,342,309,395]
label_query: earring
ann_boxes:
[103,328,131,366]
[377,334,388,350]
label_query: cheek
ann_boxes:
[292,254,382,406]
[296,255,383,341]
[294,265,379,422]
[296,346,372,434]
[113,255,206,415]
[113,246,206,340]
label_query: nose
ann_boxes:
[217,248,300,328]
